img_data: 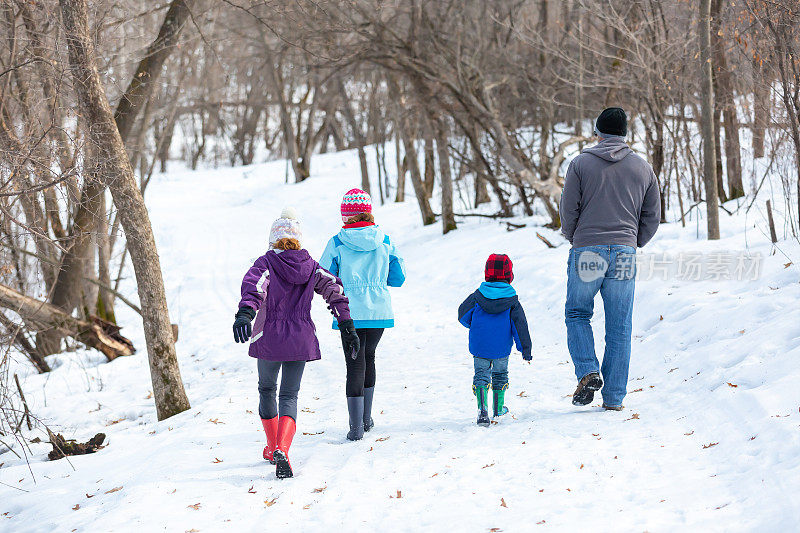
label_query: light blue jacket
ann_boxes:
[319,225,405,329]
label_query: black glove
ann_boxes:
[523,352,533,362]
[233,307,256,343]
[338,319,360,360]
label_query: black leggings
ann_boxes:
[344,328,384,397]
[257,359,306,420]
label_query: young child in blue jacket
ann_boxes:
[458,254,532,426]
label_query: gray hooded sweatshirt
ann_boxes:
[559,137,660,248]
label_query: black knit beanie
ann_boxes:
[595,107,628,137]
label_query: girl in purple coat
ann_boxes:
[233,208,360,478]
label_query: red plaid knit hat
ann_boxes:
[341,188,372,223]
[485,254,514,283]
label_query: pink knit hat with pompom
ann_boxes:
[340,188,372,223]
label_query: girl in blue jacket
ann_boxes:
[458,254,532,427]
[320,189,406,441]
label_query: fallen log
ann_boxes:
[0,283,135,361]
[46,429,106,460]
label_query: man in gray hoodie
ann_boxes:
[559,107,660,411]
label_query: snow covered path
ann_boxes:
[2,151,799,531]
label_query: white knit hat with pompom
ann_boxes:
[269,207,302,248]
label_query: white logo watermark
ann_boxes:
[576,251,610,282]
[574,250,762,282]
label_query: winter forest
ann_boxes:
[1,0,799,531]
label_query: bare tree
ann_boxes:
[699,0,721,240]
[59,0,190,420]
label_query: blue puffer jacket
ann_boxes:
[320,224,405,329]
[458,282,532,359]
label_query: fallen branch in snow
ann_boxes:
[46,429,106,460]
[0,283,136,361]
[449,212,512,219]
[535,232,557,248]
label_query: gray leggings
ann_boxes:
[257,360,306,420]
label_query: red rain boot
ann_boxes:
[274,416,296,479]
[261,417,278,464]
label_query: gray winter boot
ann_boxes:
[346,396,365,441]
[363,387,375,432]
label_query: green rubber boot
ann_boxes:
[473,385,490,427]
[493,386,509,417]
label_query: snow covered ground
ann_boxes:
[2,148,800,532]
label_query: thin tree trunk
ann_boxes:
[263,48,306,181]
[434,118,457,234]
[699,0,721,239]
[337,80,370,194]
[394,130,406,203]
[392,101,406,202]
[423,128,435,198]
[113,0,195,143]
[712,100,727,202]
[711,0,743,198]
[751,58,768,159]
[387,74,433,223]
[96,192,115,323]
[60,0,191,420]
[401,134,434,225]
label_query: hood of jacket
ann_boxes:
[265,249,315,285]
[337,225,386,252]
[583,137,632,162]
[474,282,518,314]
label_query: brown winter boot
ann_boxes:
[572,372,603,406]
[602,404,624,411]
[274,416,296,479]
[261,417,278,464]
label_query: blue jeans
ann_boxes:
[473,356,509,391]
[565,245,636,407]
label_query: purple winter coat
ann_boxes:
[238,249,351,361]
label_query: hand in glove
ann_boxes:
[338,319,360,360]
[233,307,257,343]
[522,352,533,363]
